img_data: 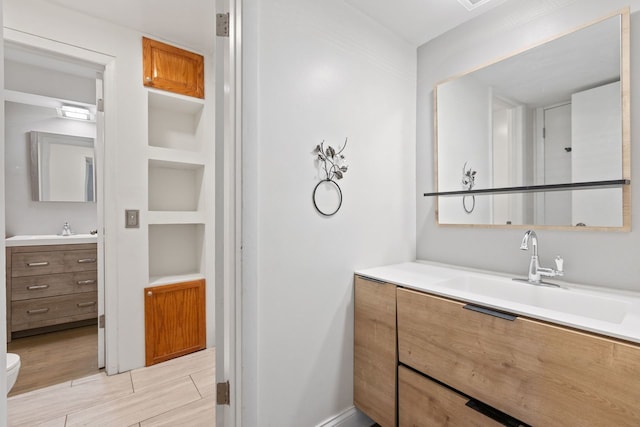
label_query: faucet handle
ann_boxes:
[555,256,564,273]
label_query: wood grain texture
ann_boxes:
[7,325,99,396]
[142,37,204,98]
[11,291,98,331]
[397,288,640,426]
[7,247,13,342]
[398,366,500,427]
[354,276,397,427]
[144,279,206,366]
[11,270,97,301]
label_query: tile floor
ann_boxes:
[7,348,216,426]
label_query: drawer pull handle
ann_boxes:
[27,308,49,315]
[463,304,517,321]
[27,261,49,267]
[27,284,50,290]
[77,280,96,285]
[77,258,97,264]
[466,399,529,426]
[77,301,97,308]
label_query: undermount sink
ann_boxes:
[437,275,629,324]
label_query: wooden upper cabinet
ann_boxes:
[142,37,204,99]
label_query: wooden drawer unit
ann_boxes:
[11,271,97,301]
[397,287,640,426]
[12,291,97,331]
[6,243,98,341]
[399,366,504,427]
[354,276,397,427]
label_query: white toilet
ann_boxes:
[6,353,21,394]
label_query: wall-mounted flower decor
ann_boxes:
[312,138,348,216]
[461,161,477,214]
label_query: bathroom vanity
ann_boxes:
[354,262,640,426]
[6,236,98,342]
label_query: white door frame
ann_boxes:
[215,0,242,425]
[1,28,119,375]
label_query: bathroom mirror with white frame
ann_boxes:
[30,131,96,202]
[431,9,630,230]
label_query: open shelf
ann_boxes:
[148,146,205,166]
[148,224,205,281]
[424,179,630,197]
[148,273,206,287]
[148,159,204,212]
[147,211,206,225]
[148,91,204,151]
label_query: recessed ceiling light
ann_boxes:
[457,0,493,11]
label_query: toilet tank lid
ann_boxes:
[7,353,20,369]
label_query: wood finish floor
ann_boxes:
[8,325,99,396]
[7,347,216,426]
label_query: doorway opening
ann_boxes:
[4,41,106,396]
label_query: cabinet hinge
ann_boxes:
[216,381,230,405]
[99,314,105,328]
[216,13,230,37]
[97,98,104,112]
[542,127,546,139]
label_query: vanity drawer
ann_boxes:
[11,271,98,301]
[11,291,98,331]
[399,366,504,427]
[12,249,97,277]
[397,288,640,426]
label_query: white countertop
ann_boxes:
[356,261,640,345]
[6,234,97,247]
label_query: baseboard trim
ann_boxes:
[317,406,374,427]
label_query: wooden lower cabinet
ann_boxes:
[144,279,206,366]
[397,287,640,426]
[354,275,397,427]
[399,366,502,427]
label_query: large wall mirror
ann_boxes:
[30,131,96,202]
[433,10,630,230]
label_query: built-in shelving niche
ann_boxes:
[148,90,204,151]
[148,224,205,285]
[148,159,204,212]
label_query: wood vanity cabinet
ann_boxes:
[397,288,640,426]
[354,275,397,427]
[6,243,98,342]
[142,37,204,99]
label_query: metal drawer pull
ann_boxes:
[463,304,517,321]
[27,284,50,290]
[27,261,49,267]
[466,399,530,426]
[27,308,49,315]
[77,280,96,285]
[77,301,97,308]
[77,258,97,264]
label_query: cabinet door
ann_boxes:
[397,288,640,426]
[354,276,396,427]
[399,366,502,427]
[144,279,206,366]
[143,37,204,99]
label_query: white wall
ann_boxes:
[242,0,416,425]
[3,0,215,374]
[437,74,492,223]
[5,102,97,235]
[417,0,640,290]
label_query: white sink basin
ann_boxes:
[439,275,629,324]
[6,234,97,247]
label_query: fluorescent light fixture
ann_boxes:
[57,105,93,121]
[457,0,493,11]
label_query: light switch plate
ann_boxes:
[125,209,139,228]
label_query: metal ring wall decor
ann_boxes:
[312,138,348,217]
[312,179,343,216]
[461,161,477,214]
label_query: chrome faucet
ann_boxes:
[61,222,72,236]
[519,230,563,285]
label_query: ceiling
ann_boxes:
[41,0,507,52]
